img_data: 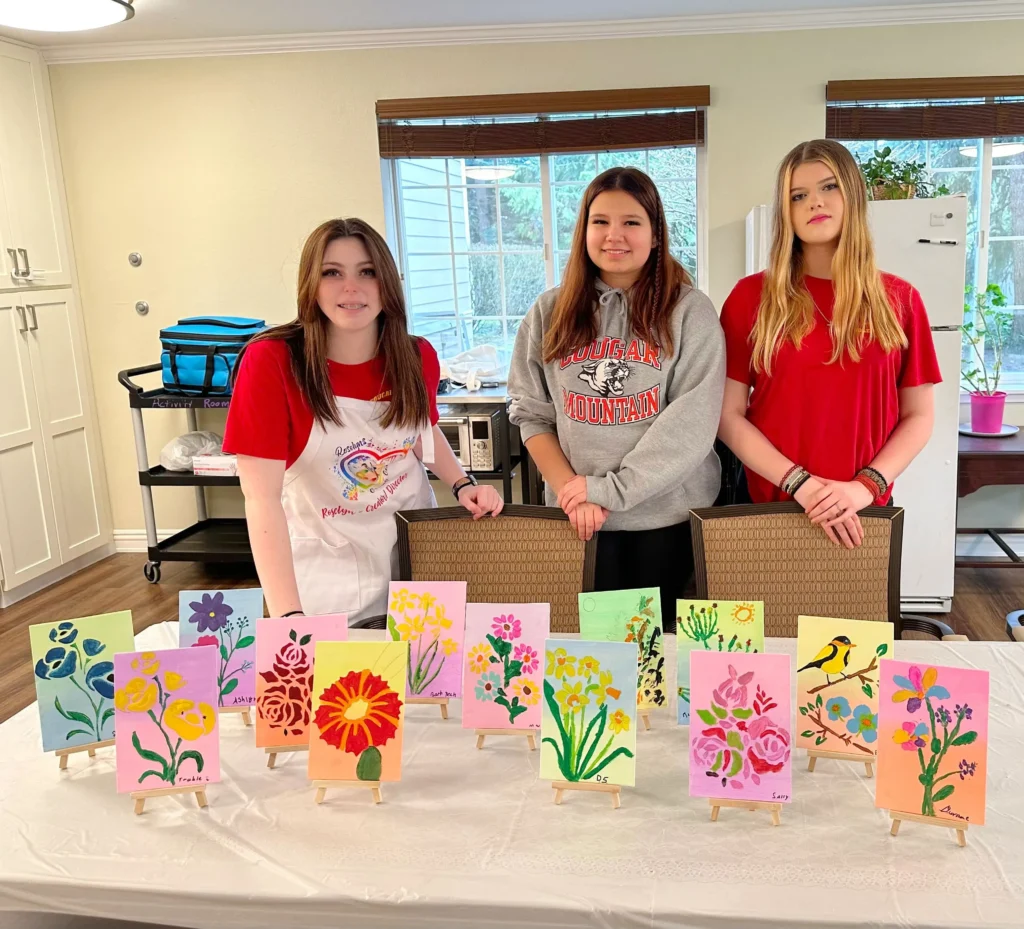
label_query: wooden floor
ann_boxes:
[1,554,1020,725]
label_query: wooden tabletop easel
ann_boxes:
[131,784,208,815]
[313,780,383,804]
[265,744,309,768]
[888,809,968,847]
[219,705,252,726]
[552,781,622,809]
[807,748,874,778]
[55,738,115,770]
[709,798,782,826]
[406,697,449,719]
[475,728,537,750]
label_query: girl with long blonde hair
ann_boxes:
[718,140,940,547]
[224,218,502,621]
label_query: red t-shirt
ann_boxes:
[720,271,942,505]
[223,337,441,468]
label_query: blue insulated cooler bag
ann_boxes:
[160,316,265,396]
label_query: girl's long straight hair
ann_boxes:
[236,218,429,430]
[751,139,907,375]
[543,167,692,364]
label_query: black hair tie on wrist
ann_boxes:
[282,610,304,618]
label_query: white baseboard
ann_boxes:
[0,542,116,607]
[113,529,182,553]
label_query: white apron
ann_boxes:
[282,396,436,621]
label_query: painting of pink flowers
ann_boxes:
[255,614,348,748]
[178,588,264,708]
[876,659,989,826]
[462,604,550,731]
[688,652,792,803]
[386,582,466,699]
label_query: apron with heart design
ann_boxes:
[282,395,436,621]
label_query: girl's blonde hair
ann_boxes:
[751,139,907,375]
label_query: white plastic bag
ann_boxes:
[160,431,223,471]
[443,344,505,389]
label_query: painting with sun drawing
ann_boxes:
[796,616,893,757]
[676,600,764,724]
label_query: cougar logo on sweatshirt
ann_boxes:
[578,359,632,397]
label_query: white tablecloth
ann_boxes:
[1,623,1022,929]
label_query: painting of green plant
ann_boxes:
[578,588,664,710]
[540,640,636,787]
[677,600,764,725]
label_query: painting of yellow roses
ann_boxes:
[114,646,220,793]
[540,640,637,787]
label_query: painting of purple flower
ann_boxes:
[188,592,233,633]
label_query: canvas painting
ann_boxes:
[578,588,665,709]
[796,616,893,757]
[540,640,637,787]
[688,651,792,803]
[386,582,467,699]
[178,588,263,708]
[308,641,408,783]
[30,611,136,753]
[114,646,220,793]
[255,614,348,748]
[876,659,989,826]
[462,603,550,730]
[677,600,764,725]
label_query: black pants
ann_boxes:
[594,521,694,634]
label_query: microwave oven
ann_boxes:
[436,405,503,472]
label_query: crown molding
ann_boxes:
[37,1,1024,65]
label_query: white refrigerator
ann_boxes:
[745,196,967,612]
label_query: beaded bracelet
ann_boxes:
[781,465,810,496]
[858,466,888,498]
[780,464,801,491]
[788,471,812,496]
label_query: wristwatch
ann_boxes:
[452,474,478,499]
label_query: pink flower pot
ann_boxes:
[970,392,1007,434]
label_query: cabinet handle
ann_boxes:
[15,306,27,333]
[17,248,30,277]
[6,248,18,276]
[26,304,38,331]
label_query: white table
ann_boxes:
[1,624,1022,929]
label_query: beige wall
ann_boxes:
[47,19,1024,533]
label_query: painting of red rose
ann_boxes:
[255,614,348,749]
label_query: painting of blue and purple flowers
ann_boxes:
[178,589,263,708]
[30,612,136,752]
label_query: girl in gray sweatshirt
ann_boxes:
[508,167,725,630]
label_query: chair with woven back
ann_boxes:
[689,502,968,641]
[390,505,597,634]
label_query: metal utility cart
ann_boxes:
[119,363,252,583]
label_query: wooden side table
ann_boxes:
[957,431,1024,567]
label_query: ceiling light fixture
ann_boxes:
[463,165,516,181]
[0,0,134,32]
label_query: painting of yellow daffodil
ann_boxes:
[540,640,637,787]
[386,582,466,699]
[114,647,220,793]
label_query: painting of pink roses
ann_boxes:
[255,614,347,748]
[688,652,793,803]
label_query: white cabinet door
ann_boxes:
[0,297,61,588]
[24,290,108,564]
[0,42,71,289]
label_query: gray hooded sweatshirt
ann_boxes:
[508,278,725,531]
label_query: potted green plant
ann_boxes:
[857,147,950,200]
[961,283,1012,433]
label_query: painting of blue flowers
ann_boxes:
[29,612,136,753]
[178,588,263,708]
